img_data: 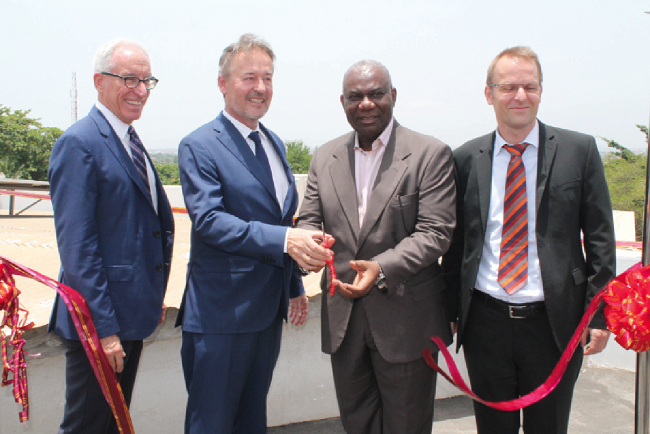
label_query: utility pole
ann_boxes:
[70,72,78,124]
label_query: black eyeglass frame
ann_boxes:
[101,72,159,89]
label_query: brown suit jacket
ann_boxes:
[296,121,456,363]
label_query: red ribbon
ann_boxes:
[0,262,34,422]
[423,283,606,411]
[0,255,134,433]
[321,237,337,296]
[603,263,650,352]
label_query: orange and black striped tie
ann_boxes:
[498,143,529,295]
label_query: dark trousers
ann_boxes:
[463,293,583,434]
[181,314,283,434]
[331,300,438,434]
[58,337,143,434]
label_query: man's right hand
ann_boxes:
[287,228,334,272]
[100,334,126,373]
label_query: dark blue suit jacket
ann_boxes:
[48,106,174,341]
[176,113,303,334]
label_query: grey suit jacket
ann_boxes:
[442,121,616,351]
[297,121,456,363]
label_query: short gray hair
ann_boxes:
[93,38,150,73]
[342,60,393,92]
[219,34,275,79]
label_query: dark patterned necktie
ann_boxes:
[498,143,529,295]
[128,126,151,196]
[249,131,276,196]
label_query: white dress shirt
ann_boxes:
[96,102,158,214]
[475,120,543,303]
[355,117,393,227]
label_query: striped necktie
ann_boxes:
[128,126,151,196]
[498,143,529,295]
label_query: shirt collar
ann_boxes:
[495,119,539,153]
[96,101,130,141]
[222,110,260,139]
[354,117,394,151]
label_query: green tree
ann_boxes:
[285,140,313,174]
[154,162,181,185]
[601,125,648,240]
[0,105,63,180]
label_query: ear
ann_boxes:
[391,87,397,105]
[218,76,227,95]
[94,72,104,92]
[340,94,345,107]
[484,85,494,106]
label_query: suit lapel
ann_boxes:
[215,114,281,213]
[536,122,557,214]
[329,133,360,240]
[90,108,155,209]
[357,123,408,249]
[475,133,495,233]
[260,123,296,220]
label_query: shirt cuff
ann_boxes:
[283,227,290,253]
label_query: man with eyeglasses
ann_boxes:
[48,37,174,433]
[442,46,615,434]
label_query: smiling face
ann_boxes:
[341,65,396,150]
[485,56,542,144]
[218,48,273,130]
[94,45,151,125]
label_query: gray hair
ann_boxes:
[342,60,393,92]
[93,38,150,73]
[486,46,543,85]
[219,34,275,79]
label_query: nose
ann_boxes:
[133,80,148,96]
[253,78,266,93]
[514,85,527,100]
[359,95,375,110]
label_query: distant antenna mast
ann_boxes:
[70,72,78,123]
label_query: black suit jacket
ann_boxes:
[443,121,616,351]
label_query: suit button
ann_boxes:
[156,264,163,271]
[153,230,161,237]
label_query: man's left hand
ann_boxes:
[289,294,309,326]
[335,260,380,299]
[582,327,611,355]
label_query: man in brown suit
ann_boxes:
[296,60,456,434]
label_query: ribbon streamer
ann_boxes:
[424,283,606,411]
[1,262,34,422]
[0,255,134,433]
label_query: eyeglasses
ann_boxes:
[489,83,540,95]
[101,72,159,89]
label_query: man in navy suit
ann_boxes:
[177,34,332,434]
[48,38,174,433]
[443,46,615,434]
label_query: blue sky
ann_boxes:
[3,0,650,153]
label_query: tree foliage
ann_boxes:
[285,140,313,174]
[154,162,181,185]
[0,105,63,180]
[601,125,647,240]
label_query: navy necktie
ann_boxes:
[249,131,276,196]
[128,126,151,196]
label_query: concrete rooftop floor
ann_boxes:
[269,365,636,434]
